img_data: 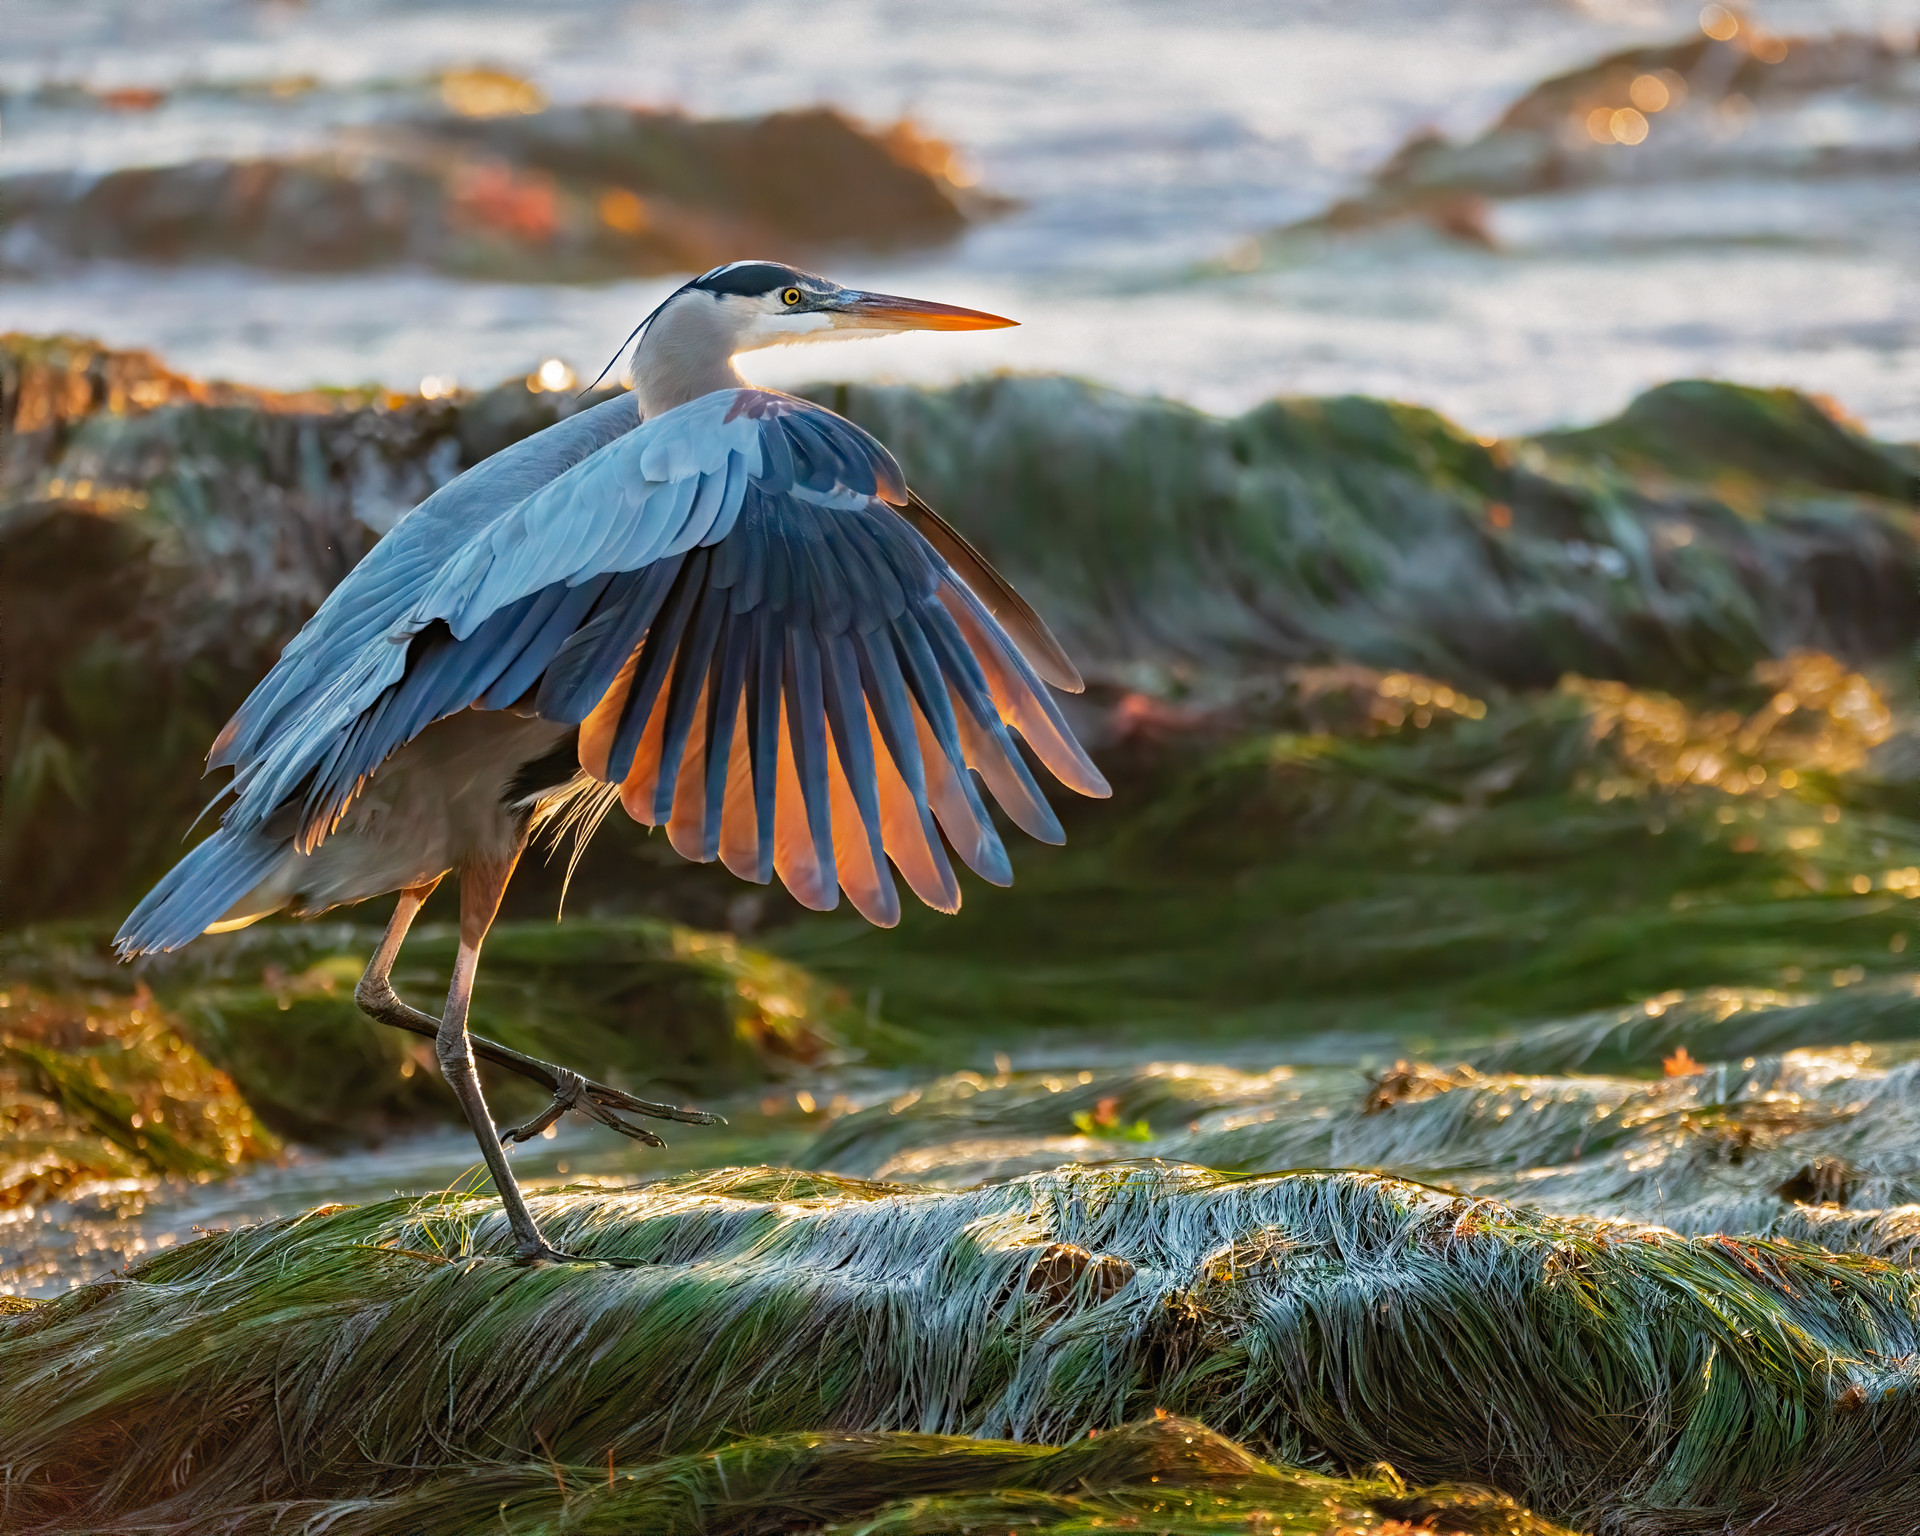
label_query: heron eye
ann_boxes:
[782,288,801,306]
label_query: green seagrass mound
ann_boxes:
[776,652,1920,1048]
[803,1037,1920,1258]
[3,1164,1915,1533]
[0,915,884,1190]
[44,1416,1570,1536]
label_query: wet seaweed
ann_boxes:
[77,1415,1567,1536]
[0,915,898,1145]
[2,1164,1918,1532]
[774,655,1920,1048]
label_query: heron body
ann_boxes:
[118,261,1108,1261]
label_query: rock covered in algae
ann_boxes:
[0,915,887,1148]
[5,332,1916,928]
[1,1163,1913,1532]
[774,651,1920,1044]
[804,375,1917,691]
[0,96,975,281]
[0,984,275,1213]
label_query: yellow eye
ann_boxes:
[782,288,801,305]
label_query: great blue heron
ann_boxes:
[118,260,1109,1262]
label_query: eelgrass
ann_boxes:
[804,1062,1297,1176]
[1465,974,1920,1077]
[809,1028,1920,1250]
[4,1164,1919,1532]
[86,1415,1567,1536]
[774,659,1920,1049]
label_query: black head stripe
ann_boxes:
[692,261,818,298]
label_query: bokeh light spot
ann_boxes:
[529,357,576,393]
[1610,108,1650,146]
[1700,4,1741,41]
[1629,74,1670,112]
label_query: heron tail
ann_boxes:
[115,826,291,958]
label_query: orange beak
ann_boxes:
[833,291,1017,331]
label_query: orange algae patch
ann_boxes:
[0,986,277,1212]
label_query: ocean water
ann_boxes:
[3,0,1917,436]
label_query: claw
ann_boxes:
[584,1084,727,1129]
[360,982,727,1147]
[500,1067,590,1146]
[572,1093,668,1148]
[501,1068,726,1151]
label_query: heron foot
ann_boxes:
[354,976,726,1146]
[498,1066,724,1149]
[507,1241,646,1269]
[514,1242,595,1265]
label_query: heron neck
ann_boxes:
[631,295,748,419]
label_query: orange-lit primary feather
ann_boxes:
[549,393,1109,926]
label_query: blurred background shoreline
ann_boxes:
[4,0,1919,435]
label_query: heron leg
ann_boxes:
[435,846,583,1264]
[354,879,442,1030]
[355,882,722,1147]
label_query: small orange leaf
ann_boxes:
[1664,1046,1704,1077]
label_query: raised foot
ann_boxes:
[498,1065,726,1150]
[353,978,726,1147]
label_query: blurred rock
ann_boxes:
[809,373,1919,696]
[0,105,977,280]
[0,985,276,1211]
[1284,29,1920,244]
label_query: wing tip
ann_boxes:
[917,885,962,916]
[781,875,841,913]
[848,888,902,928]
[1072,762,1113,799]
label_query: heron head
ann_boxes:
[684,260,1016,353]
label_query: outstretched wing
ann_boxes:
[213,390,766,848]
[522,390,1109,924]
[541,419,1108,925]
[210,391,642,777]
[208,385,1108,924]
[895,489,1082,693]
